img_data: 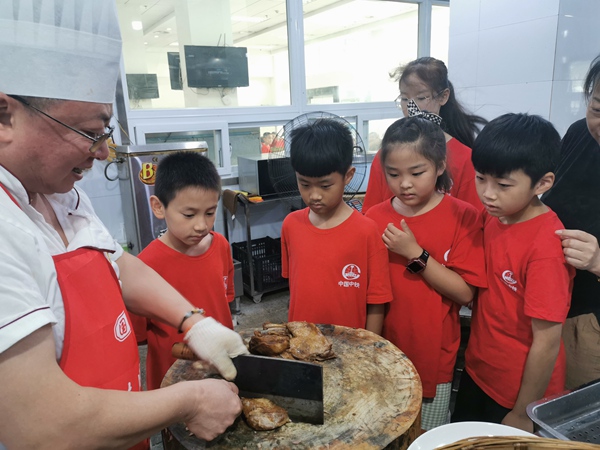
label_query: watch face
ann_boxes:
[406,259,426,274]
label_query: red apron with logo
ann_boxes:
[0,183,148,450]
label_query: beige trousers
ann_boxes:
[562,313,600,390]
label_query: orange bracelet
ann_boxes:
[177,308,205,334]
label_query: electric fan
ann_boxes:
[267,111,367,212]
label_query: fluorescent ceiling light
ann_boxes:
[131,20,143,31]
[232,15,267,23]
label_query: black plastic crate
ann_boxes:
[231,237,287,293]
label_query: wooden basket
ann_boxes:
[436,436,600,449]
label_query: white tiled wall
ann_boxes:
[76,161,127,244]
[449,0,598,137]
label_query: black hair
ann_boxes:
[380,116,452,192]
[584,54,600,103]
[471,113,560,186]
[154,151,221,207]
[391,57,487,148]
[289,118,353,177]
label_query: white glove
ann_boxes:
[185,317,249,380]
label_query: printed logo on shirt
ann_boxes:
[114,310,132,342]
[342,264,361,280]
[501,270,518,292]
[338,264,361,289]
[223,276,229,298]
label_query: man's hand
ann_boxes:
[501,409,534,433]
[185,318,249,380]
[184,379,242,441]
[556,229,600,276]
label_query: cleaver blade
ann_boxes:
[233,354,324,425]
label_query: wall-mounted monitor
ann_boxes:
[167,52,183,90]
[184,45,249,88]
[126,73,159,100]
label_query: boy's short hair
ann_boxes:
[472,113,560,186]
[154,151,221,207]
[290,118,353,177]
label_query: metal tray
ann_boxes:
[527,379,600,444]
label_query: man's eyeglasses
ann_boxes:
[9,95,114,153]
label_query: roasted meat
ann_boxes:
[247,321,336,361]
[249,331,290,356]
[286,321,336,361]
[241,397,290,431]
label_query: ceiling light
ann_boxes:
[170,41,179,47]
[131,21,143,31]
[232,15,267,23]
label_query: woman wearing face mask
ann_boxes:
[543,54,600,390]
[362,57,487,213]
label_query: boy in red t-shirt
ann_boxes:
[131,151,235,390]
[452,113,575,432]
[281,118,392,334]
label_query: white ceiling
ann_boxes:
[116,0,417,53]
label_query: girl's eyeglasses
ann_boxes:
[9,95,114,154]
[394,90,446,110]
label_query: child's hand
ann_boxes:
[501,409,534,433]
[382,219,423,260]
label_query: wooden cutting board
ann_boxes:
[161,324,422,450]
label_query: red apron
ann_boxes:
[1,184,148,450]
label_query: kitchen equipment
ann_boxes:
[527,379,600,444]
[162,325,422,450]
[237,154,277,196]
[170,342,324,424]
[115,142,208,254]
[267,111,367,211]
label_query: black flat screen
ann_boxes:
[184,45,249,88]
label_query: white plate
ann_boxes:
[407,421,536,450]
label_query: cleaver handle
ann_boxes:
[171,342,198,361]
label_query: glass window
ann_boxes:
[303,1,419,105]
[116,0,290,110]
[145,130,222,167]
[430,4,450,64]
[367,118,398,154]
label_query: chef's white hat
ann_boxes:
[0,0,122,103]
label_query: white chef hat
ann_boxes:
[0,0,122,103]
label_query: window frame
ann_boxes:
[114,0,449,178]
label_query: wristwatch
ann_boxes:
[406,249,429,274]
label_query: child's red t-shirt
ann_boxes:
[134,233,234,390]
[282,209,392,329]
[466,210,574,408]
[366,195,487,397]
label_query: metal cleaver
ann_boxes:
[171,343,324,424]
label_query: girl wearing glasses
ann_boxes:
[362,57,487,213]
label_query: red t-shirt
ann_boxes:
[134,233,234,390]
[466,210,574,408]
[366,195,487,397]
[281,209,392,328]
[362,138,482,213]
